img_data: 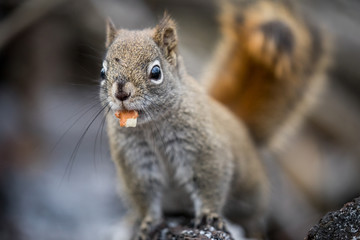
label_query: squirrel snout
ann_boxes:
[115,81,131,101]
[115,91,131,101]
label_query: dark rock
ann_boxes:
[150,217,234,240]
[306,197,360,240]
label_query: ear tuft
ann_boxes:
[106,18,118,48]
[153,13,178,65]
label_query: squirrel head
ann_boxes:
[100,14,182,125]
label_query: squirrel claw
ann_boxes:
[132,216,157,240]
[196,212,227,232]
[134,233,148,240]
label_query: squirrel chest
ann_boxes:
[108,98,223,188]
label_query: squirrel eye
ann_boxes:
[150,65,161,80]
[100,68,106,79]
[148,60,163,84]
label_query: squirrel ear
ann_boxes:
[106,18,117,48]
[153,13,178,65]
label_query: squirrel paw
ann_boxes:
[196,212,228,232]
[133,233,148,240]
[132,216,158,240]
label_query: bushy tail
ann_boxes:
[204,0,331,149]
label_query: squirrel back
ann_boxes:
[203,0,331,149]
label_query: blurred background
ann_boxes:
[0,0,360,239]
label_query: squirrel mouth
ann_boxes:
[113,101,139,113]
[114,110,139,127]
[109,100,146,123]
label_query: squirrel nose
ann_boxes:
[115,81,131,101]
[115,91,131,101]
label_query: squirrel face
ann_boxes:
[100,16,180,125]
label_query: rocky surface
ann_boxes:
[149,217,235,240]
[306,197,360,240]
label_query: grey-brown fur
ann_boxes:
[100,15,268,239]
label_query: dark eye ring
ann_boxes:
[100,68,106,79]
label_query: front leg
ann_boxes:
[112,137,164,240]
[190,154,233,231]
[163,124,232,232]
